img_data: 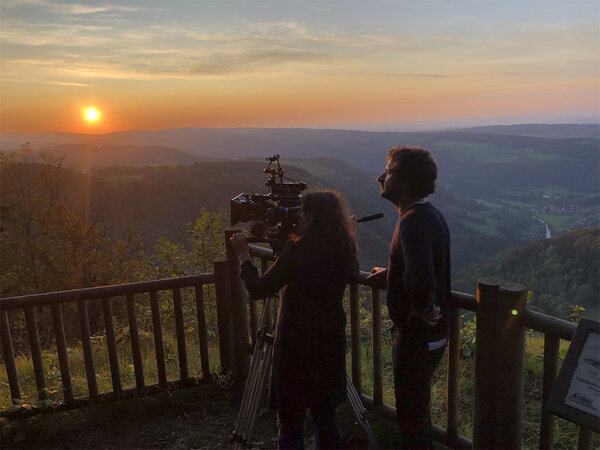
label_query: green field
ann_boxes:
[435,140,560,163]
[537,214,584,233]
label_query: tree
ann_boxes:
[1,145,144,346]
[1,145,143,297]
[142,208,228,341]
[144,208,228,277]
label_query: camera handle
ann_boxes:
[264,154,285,184]
[231,296,379,449]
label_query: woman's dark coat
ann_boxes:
[240,236,354,411]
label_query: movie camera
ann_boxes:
[230,155,306,254]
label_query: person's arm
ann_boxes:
[399,217,441,326]
[230,233,293,299]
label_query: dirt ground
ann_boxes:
[1,381,394,449]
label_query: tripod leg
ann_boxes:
[236,335,264,431]
[236,340,267,438]
[346,373,379,449]
[246,346,273,441]
[232,298,274,447]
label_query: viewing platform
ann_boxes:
[0,231,596,449]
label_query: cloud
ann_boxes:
[0,18,376,81]
[190,48,335,76]
[1,4,598,86]
[2,0,140,14]
[44,81,90,87]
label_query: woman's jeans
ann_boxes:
[277,401,340,449]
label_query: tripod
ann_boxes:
[232,297,378,449]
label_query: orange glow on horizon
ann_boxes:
[0,78,597,134]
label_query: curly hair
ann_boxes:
[296,189,358,266]
[387,146,437,198]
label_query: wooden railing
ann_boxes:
[0,273,215,413]
[1,234,597,449]
[245,243,598,450]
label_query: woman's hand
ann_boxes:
[229,232,251,264]
[367,266,387,280]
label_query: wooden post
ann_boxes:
[77,300,98,399]
[25,306,47,400]
[126,294,145,392]
[371,287,383,408]
[224,227,250,377]
[349,283,361,395]
[102,297,122,395]
[539,334,560,449]
[495,282,527,450]
[51,303,74,403]
[172,288,189,381]
[194,283,211,380]
[473,277,504,449]
[446,307,461,439]
[214,257,237,377]
[149,290,168,388]
[1,310,21,403]
[577,426,593,450]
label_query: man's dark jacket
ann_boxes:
[386,202,453,342]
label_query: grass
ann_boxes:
[0,331,222,409]
[537,213,585,233]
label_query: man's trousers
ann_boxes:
[392,326,447,449]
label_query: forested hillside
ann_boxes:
[1,148,551,276]
[453,227,600,319]
[3,146,596,321]
[4,126,598,239]
[38,143,203,168]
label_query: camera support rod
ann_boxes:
[357,212,384,223]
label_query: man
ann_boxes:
[369,146,452,449]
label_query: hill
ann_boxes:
[1,151,551,272]
[4,126,598,217]
[33,155,545,270]
[38,144,203,168]
[459,123,600,139]
[453,227,600,320]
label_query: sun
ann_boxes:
[84,107,100,122]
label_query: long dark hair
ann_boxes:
[296,189,357,266]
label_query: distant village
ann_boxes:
[531,193,600,236]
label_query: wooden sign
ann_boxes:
[546,318,600,432]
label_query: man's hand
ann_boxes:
[367,266,387,280]
[410,305,442,327]
[229,232,251,264]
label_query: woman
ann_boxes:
[230,189,358,450]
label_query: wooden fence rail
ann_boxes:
[0,272,217,413]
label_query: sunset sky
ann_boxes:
[1,0,599,134]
